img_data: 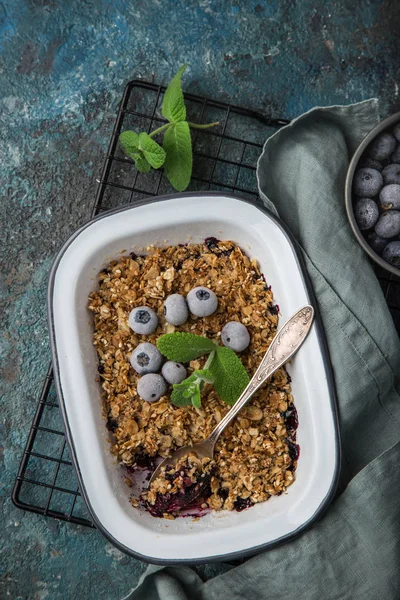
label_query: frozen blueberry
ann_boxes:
[375,211,400,239]
[354,198,379,230]
[379,184,400,210]
[137,373,167,402]
[382,241,400,267]
[163,294,189,326]
[130,342,163,374]
[368,133,397,161]
[221,321,250,352]
[353,168,383,197]
[393,123,400,143]
[382,164,400,185]
[128,306,158,335]
[162,361,187,384]
[359,156,383,172]
[367,231,388,255]
[391,146,400,164]
[187,286,218,317]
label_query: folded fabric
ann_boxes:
[123,100,400,600]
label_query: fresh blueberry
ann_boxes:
[382,241,400,267]
[128,306,158,335]
[163,294,189,326]
[130,342,163,374]
[379,184,400,210]
[359,156,383,171]
[374,211,400,238]
[391,146,400,164]
[137,373,167,402]
[382,164,400,185]
[393,123,400,143]
[368,133,397,161]
[187,286,218,317]
[221,321,250,352]
[353,168,383,197]
[161,361,187,384]
[367,231,388,255]
[354,198,379,230]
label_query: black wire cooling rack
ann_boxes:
[12,81,400,528]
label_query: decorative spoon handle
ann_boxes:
[208,305,314,444]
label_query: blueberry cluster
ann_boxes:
[353,122,400,268]
[163,286,218,323]
[127,286,250,403]
[129,341,187,402]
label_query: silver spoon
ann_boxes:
[148,305,314,504]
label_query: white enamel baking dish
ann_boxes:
[48,193,340,564]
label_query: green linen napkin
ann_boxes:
[124,100,400,600]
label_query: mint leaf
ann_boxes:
[157,333,215,362]
[162,64,186,123]
[163,121,192,191]
[209,347,249,405]
[192,386,201,409]
[174,374,198,387]
[138,132,166,169]
[119,130,139,157]
[171,386,192,407]
[134,154,151,173]
[118,131,151,172]
[194,369,214,384]
[171,374,200,407]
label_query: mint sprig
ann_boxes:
[157,333,249,408]
[119,130,165,174]
[157,332,216,362]
[170,367,214,408]
[118,64,219,191]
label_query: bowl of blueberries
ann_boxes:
[345,112,400,275]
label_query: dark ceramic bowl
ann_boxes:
[345,111,400,276]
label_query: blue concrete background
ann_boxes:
[1,0,399,598]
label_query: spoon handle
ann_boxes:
[208,305,314,445]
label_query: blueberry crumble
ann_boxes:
[88,239,298,517]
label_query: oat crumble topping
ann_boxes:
[88,239,298,515]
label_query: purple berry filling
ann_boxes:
[284,406,299,434]
[204,237,233,257]
[134,453,156,471]
[204,236,220,250]
[106,418,118,432]
[217,488,229,500]
[233,497,254,512]
[287,440,300,462]
[269,304,280,315]
[141,467,214,517]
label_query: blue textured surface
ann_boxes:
[1,0,399,597]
